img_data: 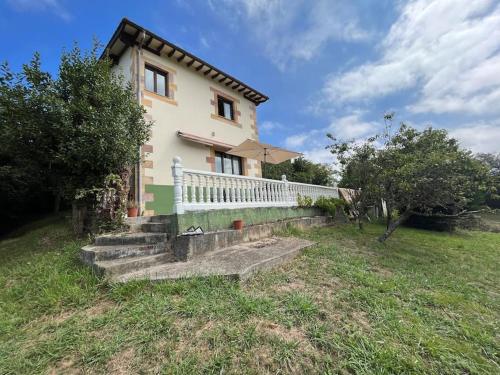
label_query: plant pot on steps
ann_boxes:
[233,220,244,230]
[127,207,138,217]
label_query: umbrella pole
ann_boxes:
[263,149,267,177]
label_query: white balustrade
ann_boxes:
[172,157,338,213]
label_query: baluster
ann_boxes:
[249,180,255,202]
[235,178,240,202]
[202,175,207,203]
[232,178,236,203]
[195,175,201,203]
[218,177,223,203]
[212,175,217,203]
[242,180,247,202]
[189,173,195,203]
[220,177,225,203]
[182,174,188,204]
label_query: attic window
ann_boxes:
[217,96,234,121]
[145,65,168,97]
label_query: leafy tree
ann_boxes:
[55,44,151,200]
[0,43,151,230]
[327,136,379,230]
[329,121,489,242]
[263,157,333,186]
[475,153,500,208]
[376,125,488,241]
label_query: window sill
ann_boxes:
[210,114,242,128]
[144,90,178,106]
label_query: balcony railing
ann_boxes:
[171,156,338,213]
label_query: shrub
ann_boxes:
[297,194,313,207]
[315,196,345,217]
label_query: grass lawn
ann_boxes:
[0,216,499,374]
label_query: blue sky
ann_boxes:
[1,0,499,163]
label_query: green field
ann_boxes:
[0,216,499,374]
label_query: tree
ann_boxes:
[328,121,489,242]
[262,157,334,186]
[55,44,151,200]
[376,125,488,241]
[475,153,500,208]
[0,43,152,229]
[327,135,379,230]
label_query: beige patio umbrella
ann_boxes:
[227,139,302,174]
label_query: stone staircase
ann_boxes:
[80,215,175,279]
[80,214,331,282]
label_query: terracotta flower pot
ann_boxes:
[127,207,138,217]
[233,219,244,230]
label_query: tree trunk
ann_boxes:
[53,190,62,213]
[378,210,411,242]
[357,217,363,230]
[386,203,392,230]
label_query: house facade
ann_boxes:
[103,19,268,216]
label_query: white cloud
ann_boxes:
[327,113,379,140]
[260,120,284,134]
[7,0,71,21]
[323,0,500,115]
[199,36,210,49]
[284,133,309,148]
[303,147,334,164]
[281,112,378,164]
[449,123,500,153]
[208,0,369,70]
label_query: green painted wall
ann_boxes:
[145,184,174,215]
[176,206,325,233]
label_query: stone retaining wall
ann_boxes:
[173,215,332,261]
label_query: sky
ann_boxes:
[1,0,499,164]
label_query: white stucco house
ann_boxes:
[103,18,269,215]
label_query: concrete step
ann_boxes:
[150,215,173,224]
[80,242,168,264]
[94,232,167,246]
[94,253,175,277]
[142,222,168,233]
[125,216,152,232]
[112,237,316,283]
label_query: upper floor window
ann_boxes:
[217,96,234,121]
[145,65,168,97]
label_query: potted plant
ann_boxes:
[127,199,138,217]
[233,219,244,230]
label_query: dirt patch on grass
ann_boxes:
[273,280,306,293]
[254,319,308,344]
[351,310,371,331]
[48,357,81,375]
[84,300,115,317]
[106,347,135,374]
[372,266,393,278]
[29,300,116,328]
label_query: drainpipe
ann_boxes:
[135,30,146,215]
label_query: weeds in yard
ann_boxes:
[0,216,499,374]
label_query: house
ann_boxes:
[103,18,269,216]
[82,18,341,281]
